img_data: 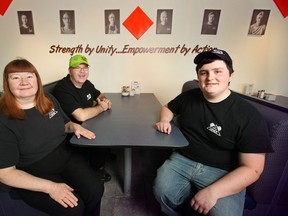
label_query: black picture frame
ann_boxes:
[156,9,173,34]
[60,10,75,34]
[248,9,270,36]
[17,11,34,35]
[201,9,221,35]
[105,9,120,34]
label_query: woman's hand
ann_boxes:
[0,167,79,209]
[65,122,96,139]
[48,182,78,208]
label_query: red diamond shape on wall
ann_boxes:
[274,0,288,17]
[123,6,153,40]
[0,0,12,16]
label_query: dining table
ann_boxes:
[70,93,188,193]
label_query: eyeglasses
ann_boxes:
[73,66,89,72]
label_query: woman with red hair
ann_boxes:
[0,58,103,216]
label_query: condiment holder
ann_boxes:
[121,86,130,96]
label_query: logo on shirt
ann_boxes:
[207,123,222,136]
[87,93,91,101]
[49,108,58,119]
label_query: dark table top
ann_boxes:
[70,93,188,148]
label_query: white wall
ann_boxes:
[0,0,287,104]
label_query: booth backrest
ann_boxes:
[43,80,59,94]
[240,97,288,203]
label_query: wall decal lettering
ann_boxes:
[49,44,217,56]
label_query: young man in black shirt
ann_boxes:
[154,49,273,216]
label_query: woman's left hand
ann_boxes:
[74,125,96,139]
[65,122,96,139]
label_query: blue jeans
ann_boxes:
[153,152,245,216]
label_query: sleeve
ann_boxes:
[0,117,19,168]
[236,104,273,153]
[53,83,82,116]
[168,89,198,115]
[167,95,182,115]
[88,81,101,100]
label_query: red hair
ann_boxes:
[0,58,54,119]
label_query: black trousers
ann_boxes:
[17,142,104,216]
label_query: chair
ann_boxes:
[181,79,199,92]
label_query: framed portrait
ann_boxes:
[17,11,34,35]
[60,10,75,34]
[248,9,270,36]
[156,9,173,34]
[201,9,221,35]
[105,9,120,34]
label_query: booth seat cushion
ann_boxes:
[0,183,48,216]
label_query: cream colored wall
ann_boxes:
[0,0,287,104]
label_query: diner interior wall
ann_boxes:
[0,0,287,104]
